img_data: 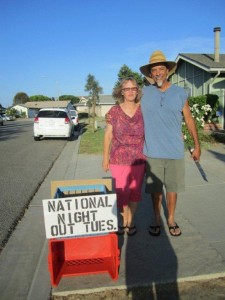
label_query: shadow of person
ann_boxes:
[110,158,179,298]
[121,159,180,299]
[124,188,179,299]
[207,147,225,163]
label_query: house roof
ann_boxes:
[99,95,115,105]
[13,104,27,108]
[175,53,225,72]
[77,95,115,105]
[24,100,71,109]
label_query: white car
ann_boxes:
[69,110,79,130]
[33,108,74,141]
[1,114,15,121]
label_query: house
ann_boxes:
[12,96,115,119]
[13,101,75,118]
[171,27,225,129]
[13,104,29,117]
[76,95,115,117]
[96,95,116,117]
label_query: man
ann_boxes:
[140,50,201,237]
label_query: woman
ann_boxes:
[102,78,146,236]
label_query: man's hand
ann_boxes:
[192,147,201,161]
[189,147,201,161]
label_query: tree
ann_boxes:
[13,92,29,105]
[59,95,80,104]
[6,108,17,117]
[29,95,51,102]
[84,74,103,132]
[0,103,4,113]
[114,64,144,88]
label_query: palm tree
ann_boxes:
[85,74,103,132]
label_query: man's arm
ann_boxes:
[182,100,201,161]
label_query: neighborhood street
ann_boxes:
[0,119,67,248]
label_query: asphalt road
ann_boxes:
[0,119,67,248]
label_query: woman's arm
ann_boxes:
[102,123,113,171]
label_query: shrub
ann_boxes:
[182,97,213,149]
[205,94,219,121]
[188,94,219,122]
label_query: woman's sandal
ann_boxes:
[148,225,161,236]
[117,226,126,235]
[126,225,137,236]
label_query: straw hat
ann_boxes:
[140,50,177,84]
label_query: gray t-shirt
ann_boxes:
[141,84,187,159]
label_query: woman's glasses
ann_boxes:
[122,87,138,92]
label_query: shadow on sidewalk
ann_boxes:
[207,146,225,163]
[122,189,179,299]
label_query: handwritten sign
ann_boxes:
[42,194,118,239]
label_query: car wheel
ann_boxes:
[34,136,40,141]
[74,124,80,131]
[67,134,73,141]
[67,129,74,141]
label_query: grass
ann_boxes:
[78,116,105,154]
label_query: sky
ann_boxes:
[0,0,225,108]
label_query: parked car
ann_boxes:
[33,108,74,141]
[1,114,15,121]
[1,114,6,121]
[7,115,15,121]
[69,110,79,130]
[0,115,4,126]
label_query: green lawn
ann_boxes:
[78,118,105,154]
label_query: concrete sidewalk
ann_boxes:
[52,145,225,298]
[0,131,225,299]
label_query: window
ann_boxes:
[38,110,68,118]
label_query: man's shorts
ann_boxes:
[145,157,185,193]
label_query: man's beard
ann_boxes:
[156,80,163,87]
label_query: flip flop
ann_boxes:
[168,223,182,237]
[126,225,137,236]
[149,225,161,236]
[117,226,126,235]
